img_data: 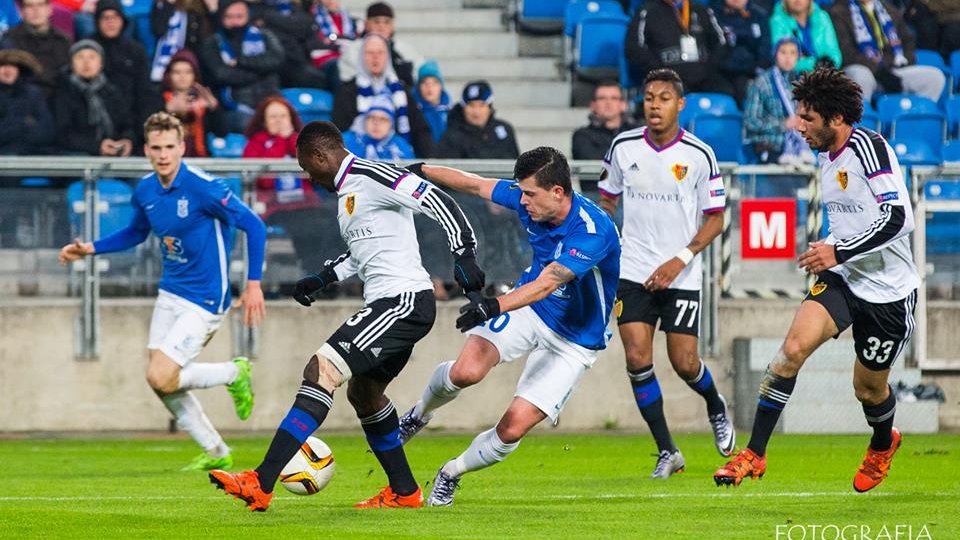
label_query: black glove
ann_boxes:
[456,291,501,332]
[405,161,426,178]
[453,252,485,293]
[875,67,903,94]
[293,265,339,307]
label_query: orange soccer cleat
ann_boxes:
[713,448,767,487]
[209,469,273,512]
[853,428,902,493]
[354,485,423,509]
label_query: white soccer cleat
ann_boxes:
[426,467,460,507]
[398,404,430,445]
[651,449,685,479]
[709,395,736,457]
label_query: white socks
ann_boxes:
[413,361,460,421]
[177,361,239,391]
[160,391,229,457]
[442,428,519,479]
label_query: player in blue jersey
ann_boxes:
[397,147,621,506]
[58,112,267,471]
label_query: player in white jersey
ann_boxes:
[715,68,918,493]
[210,122,485,511]
[599,68,734,478]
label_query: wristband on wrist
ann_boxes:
[676,247,694,265]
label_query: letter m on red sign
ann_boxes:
[740,199,796,259]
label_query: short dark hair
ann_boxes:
[296,121,344,153]
[513,146,572,195]
[791,67,863,125]
[594,80,623,99]
[643,68,684,96]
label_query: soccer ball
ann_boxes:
[278,437,335,495]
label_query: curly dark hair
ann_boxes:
[791,67,863,125]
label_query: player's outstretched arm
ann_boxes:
[292,251,355,307]
[415,163,498,201]
[456,262,575,331]
[58,238,95,265]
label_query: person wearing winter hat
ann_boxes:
[93,0,161,148]
[343,94,414,160]
[434,80,519,159]
[0,0,71,91]
[52,38,135,155]
[0,49,55,154]
[413,60,451,143]
[162,48,224,156]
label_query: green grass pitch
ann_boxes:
[1,433,957,539]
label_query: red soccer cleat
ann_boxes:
[713,448,767,487]
[854,428,902,493]
[209,469,273,512]
[354,485,423,509]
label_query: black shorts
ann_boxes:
[804,271,917,371]
[326,289,436,383]
[615,279,701,336]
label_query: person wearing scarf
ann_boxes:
[769,0,842,72]
[331,33,432,157]
[150,0,216,73]
[52,39,134,156]
[413,61,451,143]
[343,95,415,161]
[198,0,284,133]
[829,0,945,102]
[744,37,814,165]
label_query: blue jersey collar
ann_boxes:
[156,162,186,193]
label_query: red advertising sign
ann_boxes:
[740,199,796,259]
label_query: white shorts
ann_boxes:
[147,291,225,366]
[466,305,597,421]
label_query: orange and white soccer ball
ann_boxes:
[279,437,335,495]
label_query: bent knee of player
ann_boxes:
[668,349,700,379]
[145,369,179,394]
[303,352,350,393]
[449,357,487,387]
[777,339,812,375]
[495,419,529,444]
[624,344,652,370]
[853,377,889,404]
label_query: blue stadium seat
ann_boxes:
[19,177,52,187]
[946,95,960,139]
[943,140,960,162]
[690,113,743,162]
[679,93,739,129]
[207,133,248,158]
[133,14,155,57]
[889,138,941,166]
[66,179,135,241]
[280,88,334,124]
[876,94,939,134]
[119,0,151,17]
[952,50,960,92]
[923,177,960,253]
[858,111,881,132]
[915,49,949,73]
[891,113,946,156]
[564,0,624,37]
[518,0,567,34]
[574,12,629,80]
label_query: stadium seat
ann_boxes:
[891,113,946,156]
[207,133,248,158]
[876,94,939,134]
[951,50,960,92]
[280,88,334,124]
[564,0,624,37]
[943,140,960,162]
[923,176,960,253]
[915,49,949,74]
[946,95,960,139]
[889,138,941,166]
[66,179,135,241]
[573,12,629,81]
[517,0,567,34]
[690,113,743,162]
[679,93,739,129]
[119,0,152,17]
[19,177,52,188]
[133,14,156,57]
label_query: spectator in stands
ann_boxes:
[743,37,814,164]
[0,49,54,154]
[1,0,71,92]
[305,0,359,89]
[571,81,638,160]
[53,39,135,156]
[906,0,960,61]
[199,0,285,133]
[343,95,415,160]
[434,80,520,160]
[716,0,772,105]
[150,0,216,82]
[93,0,161,149]
[0,0,21,40]
[338,1,422,86]
[768,0,842,73]
[625,0,731,95]
[829,0,946,103]
[332,34,432,156]
[256,0,330,89]
[413,60,450,143]
[161,49,223,156]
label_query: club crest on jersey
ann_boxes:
[672,164,688,182]
[177,197,189,218]
[345,193,356,216]
[810,282,827,296]
[836,169,849,191]
[553,241,564,260]
[614,299,623,318]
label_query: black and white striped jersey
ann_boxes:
[327,154,477,303]
[819,128,919,303]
